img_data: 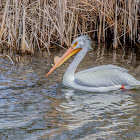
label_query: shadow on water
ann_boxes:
[0,43,140,139]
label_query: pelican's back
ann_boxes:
[75,65,140,88]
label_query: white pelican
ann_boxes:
[47,36,140,92]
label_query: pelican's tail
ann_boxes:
[124,81,140,89]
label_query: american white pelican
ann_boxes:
[47,36,140,92]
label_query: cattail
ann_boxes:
[0,0,139,55]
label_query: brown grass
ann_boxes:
[0,0,139,54]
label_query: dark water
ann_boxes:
[0,44,140,140]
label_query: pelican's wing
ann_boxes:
[75,65,140,87]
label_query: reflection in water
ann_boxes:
[0,45,140,139]
[56,88,139,139]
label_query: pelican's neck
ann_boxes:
[63,47,88,85]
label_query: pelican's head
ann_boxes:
[46,35,92,76]
[71,35,92,50]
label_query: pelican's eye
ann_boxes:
[72,41,78,48]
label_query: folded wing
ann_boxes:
[75,65,140,87]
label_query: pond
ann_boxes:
[0,43,140,140]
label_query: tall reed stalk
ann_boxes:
[0,0,139,54]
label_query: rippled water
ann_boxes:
[0,44,140,140]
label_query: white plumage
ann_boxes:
[75,65,139,87]
[62,36,140,92]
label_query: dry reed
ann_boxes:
[0,0,139,54]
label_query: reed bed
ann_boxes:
[0,0,139,54]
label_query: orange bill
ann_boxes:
[46,47,81,76]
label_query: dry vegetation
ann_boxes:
[0,0,139,54]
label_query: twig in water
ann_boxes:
[0,54,14,65]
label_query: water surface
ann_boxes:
[0,44,140,140]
